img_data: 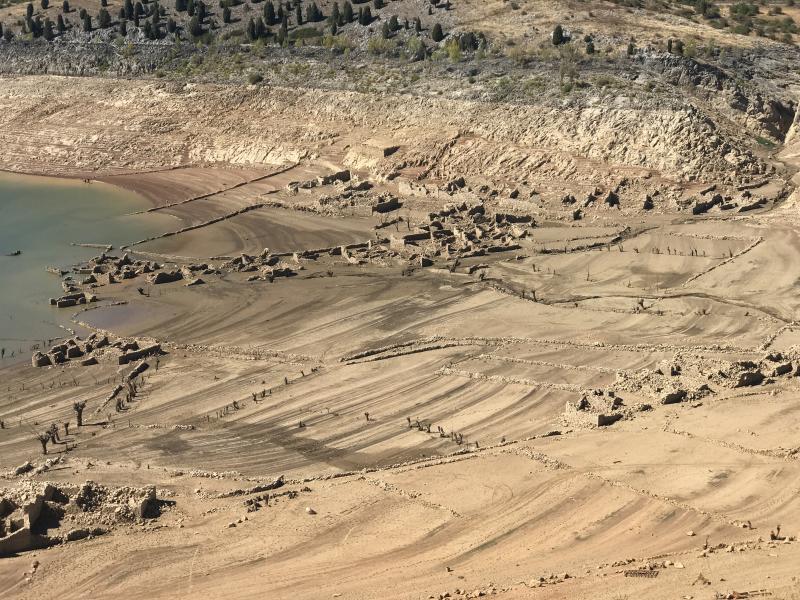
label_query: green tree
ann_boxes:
[380,19,389,37]
[342,0,352,22]
[119,18,127,34]
[359,5,371,24]
[26,3,34,19]
[278,14,287,41]
[552,24,565,45]
[62,0,69,11]
[223,5,231,21]
[431,22,443,41]
[167,17,176,31]
[188,14,202,35]
[247,16,256,38]
[295,3,301,24]
[98,8,111,27]
[57,13,65,32]
[82,12,91,31]
[124,0,133,18]
[43,17,54,38]
[264,0,275,23]
[41,0,49,10]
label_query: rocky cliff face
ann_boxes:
[640,51,797,142]
[0,75,775,193]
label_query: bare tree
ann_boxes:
[73,400,87,426]
[36,432,50,455]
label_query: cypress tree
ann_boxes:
[342,0,352,22]
[175,0,186,10]
[98,7,110,27]
[26,3,34,18]
[329,1,338,24]
[380,19,388,38]
[124,0,133,18]
[307,1,321,21]
[119,18,127,34]
[100,0,107,6]
[187,0,195,16]
[255,16,265,37]
[359,5,370,24]
[388,14,397,30]
[41,0,49,10]
[196,0,206,21]
[265,0,276,23]
[295,3,301,24]
[372,0,381,9]
[143,19,152,37]
[62,0,68,11]
[223,5,231,21]
[57,13,65,32]
[43,17,54,38]
[329,20,336,34]
[551,24,564,45]
[277,4,284,21]
[82,12,91,31]
[278,13,287,41]
[167,16,176,32]
[431,22,443,41]
[188,14,201,35]
[247,16,255,38]
[414,16,421,32]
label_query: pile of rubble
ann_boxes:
[31,334,162,368]
[31,333,110,367]
[612,351,800,407]
[76,251,162,286]
[0,480,163,556]
[222,248,300,282]
[390,201,533,268]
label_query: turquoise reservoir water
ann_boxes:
[0,173,169,361]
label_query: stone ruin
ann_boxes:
[0,480,162,557]
[31,334,164,368]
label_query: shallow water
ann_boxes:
[0,173,170,362]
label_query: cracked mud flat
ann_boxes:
[0,22,800,600]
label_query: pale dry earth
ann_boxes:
[0,62,799,600]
